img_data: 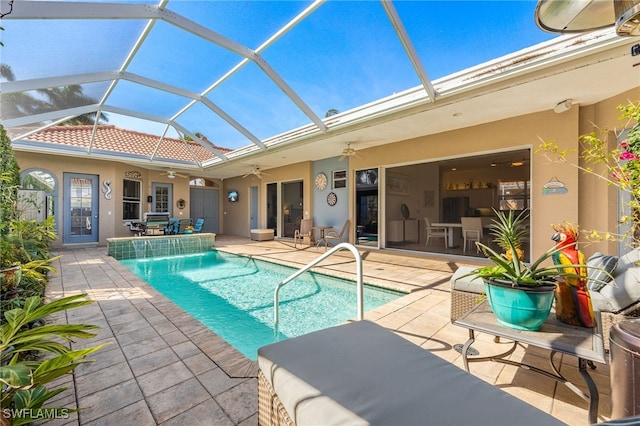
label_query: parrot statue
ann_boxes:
[551,223,595,328]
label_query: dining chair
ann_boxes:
[461,217,485,253]
[321,220,350,251]
[424,217,448,247]
[294,219,314,248]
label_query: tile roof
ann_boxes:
[22,125,231,164]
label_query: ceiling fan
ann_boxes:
[339,142,360,162]
[242,166,269,179]
[164,170,188,179]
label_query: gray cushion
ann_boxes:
[590,248,640,313]
[450,266,486,294]
[258,320,563,426]
[587,252,618,291]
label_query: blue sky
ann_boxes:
[2,1,559,148]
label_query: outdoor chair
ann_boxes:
[319,219,350,251]
[193,218,205,233]
[177,218,193,234]
[424,217,448,247]
[294,218,313,248]
[164,218,179,235]
[587,248,640,351]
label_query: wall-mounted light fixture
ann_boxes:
[553,99,573,114]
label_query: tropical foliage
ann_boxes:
[0,65,108,126]
[463,209,577,286]
[1,295,106,425]
[537,100,640,247]
[0,124,104,423]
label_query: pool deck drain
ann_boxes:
[42,235,612,425]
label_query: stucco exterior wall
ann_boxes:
[13,152,192,246]
[222,162,313,238]
[12,88,639,259]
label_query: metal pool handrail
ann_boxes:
[274,242,363,326]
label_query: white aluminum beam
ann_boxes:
[381,0,436,102]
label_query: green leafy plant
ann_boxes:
[537,100,640,247]
[1,294,106,425]
[464,209,593,287]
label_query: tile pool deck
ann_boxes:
[42,235,612,425]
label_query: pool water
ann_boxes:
[120,250,403,360]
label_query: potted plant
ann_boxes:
[184,225,194,234]
[462,209,596,331]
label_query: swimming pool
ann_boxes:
[120,250,403,360]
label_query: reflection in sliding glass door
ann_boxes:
[355,168,379,247]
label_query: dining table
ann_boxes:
[432,219,496,248]
[431,222,462,247]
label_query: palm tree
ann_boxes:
[1,64,49,119]
[1,64,108,125]
[37,85,109,125]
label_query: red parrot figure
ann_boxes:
[551,223,595,328]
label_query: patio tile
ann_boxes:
[159,399,233,426]
[183,353,219,376]
[47,241,605,425]
[214,379,258,425]
[121,335,169,360]
[171,340,202,359]
[146,377,210,423]
[75,361,134,396]
[128,347,180,377]
[83,400,155,426]
[116,325,161,346]
[197,367,246,397]
[137,361,195,397]
[77,379,144,424]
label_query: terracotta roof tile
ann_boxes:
[23,125,232,163]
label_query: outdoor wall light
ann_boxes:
[553,99,573,114]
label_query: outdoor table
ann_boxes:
[454,301,606,424]
[312,225,333,248]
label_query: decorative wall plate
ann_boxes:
[315,172,328,190]
[327,192,337,206]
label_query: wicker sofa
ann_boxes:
[450,248,640,350]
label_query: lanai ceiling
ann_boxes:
[1,0,639,179]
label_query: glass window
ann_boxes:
[333,170,347,189]
[123,179,141,220]
[19,169,57,222]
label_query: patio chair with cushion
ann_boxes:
[193,218,205,233]
[319,220,350,251]
[177,218,193,234]
[164,218,179,235]
[294,218,313,248]
[587,248,640,351]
